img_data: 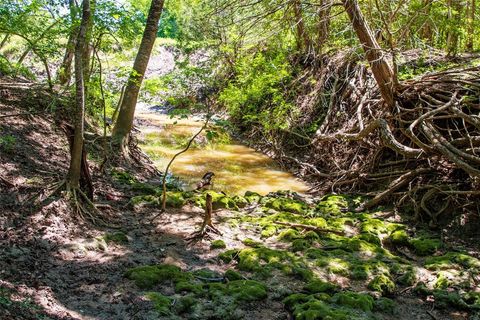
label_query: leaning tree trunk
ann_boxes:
[341,0,396,108]
[67,0,90,189]
[58,0,78,85]
[111,0,165,155]
[292,0,311,53]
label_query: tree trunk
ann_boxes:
[111,0,165,153]
[67,0,90,189]
[82,0,96,97]
[292,0,311,53]
[420,0,433,44]
[341,0,396,108]
[58,0,78,85]
[446,0,462,57]
[316,0,332,57]
[0,34,9,49]
[466,0,476,51]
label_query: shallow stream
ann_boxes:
[136,109,309,195]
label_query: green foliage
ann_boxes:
[219,50,297,133]
[0,134,16,152]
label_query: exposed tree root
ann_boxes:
[187,193,222,244]
[265,51,480,227]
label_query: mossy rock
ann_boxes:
[224,269,243,281]
[304,280,338,294]
[218,249,240,263]
[358,233,382,246]
[368,275,396,296]
[278,229,302,241]
[125,264,191,289]
[315,195,349,216]
[244,191,262,204]
[261,225,277,238]
[291,239,312,252]
[409,237,442,256]
[236,247,294,272]
[210,240,227,249]
[103,231,128,244]
[388,230,410,246]
[232,195,249,208]
[304,217,328,229]
[360,218,388,236]
[373,297,396,314]
[433,272,452,290]
[242,238,263,248]
[432,290,469,309]
[463,291,480,309]
[213,195,238,210]
[397,268,417,286]
[264,197,307,214]
[173,295,197,314]
[332,292,374,312]
[175,281,203,294]
[226,280,267,302]
[424,252,480,271]
[145,292,173,316]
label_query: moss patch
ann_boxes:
[368,275,396,296]
[210,239,227,249]
[124,264,192,289]
[409,237,442,256]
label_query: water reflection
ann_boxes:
[136,113,309,195]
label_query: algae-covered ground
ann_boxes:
[122,182,480,320]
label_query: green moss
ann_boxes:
[277,229,301,241]
[368,275,396,296]
[131,182,157,194]
[374,297,395,314]
[232,195,249,208]
[304,217,327,228]
[224,269,243,281]
[210,240,227,249]
[213,195,238,210]
[173,295,197,314]
[304,280,338,294]
[332,292,374,312]
[165,191,186,208]
[261,225,277,238]
[218,249,239,263]
[130,195,158,206]
[242,238,263,248]
[424,252,480,270]
[358,233,381,246]
[226,280,267,301]
[397,268,417,286]
[409,237,442,256]
[244,191,262,204]
[341,238,380,254]
[125,264,191,289]
[264,197,307,214]
[291,299,350,320]
[103,231,128,244]
[463,291,480,309]
[315,195,349,216]
[291,239,311,252]
[360,218,388,235]
[433,290,469,309]
[145,292,172,316]
[175,281,203,294]
[236,247,294,272]
[434,272,452,289]
[303,231,320,241]
[388,230,409,246]
[111,169,136,185]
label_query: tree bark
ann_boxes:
[466,0,476,51]
[292,0,311,53]
[341,0,396,108]
[67,0,90,189]
[111,0,165,153]
[316,0,332,57]
[58,0,78,85]
[0,34,9,49]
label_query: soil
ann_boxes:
[0,77,477,320]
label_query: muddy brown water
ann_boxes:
[136,111,309,195]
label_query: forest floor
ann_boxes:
[1,77,480,320]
